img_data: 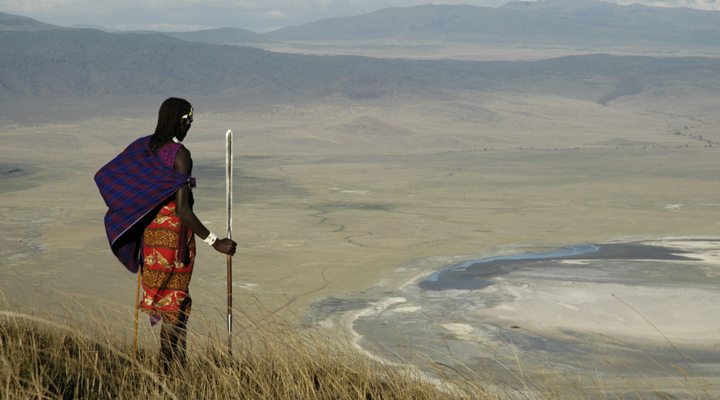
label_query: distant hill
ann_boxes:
[1,11,720,121]
[264,0,720,47]
[163,27,269,45]
[0,29,295,103]
[71,23,115,31]
[0,11,60,31]
[0,10,266,44]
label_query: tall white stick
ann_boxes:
[225,129,233,354]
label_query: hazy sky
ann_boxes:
[1,0,718,32]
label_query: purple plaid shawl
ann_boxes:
[94,136,195,273]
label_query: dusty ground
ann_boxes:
[1,91,719,394]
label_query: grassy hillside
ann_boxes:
[0,312,483,400]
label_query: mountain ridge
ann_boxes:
[0,11,61,31]
[163,27,269,45]
[2,9,720,122]
[264,1,720,46]
[3,28,719,114]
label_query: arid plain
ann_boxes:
[2,89,720,394]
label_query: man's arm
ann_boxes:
[175,147,236,255]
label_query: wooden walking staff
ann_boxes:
[133,268,142,358]
[225,129,234,354]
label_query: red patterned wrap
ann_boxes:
[139,201,195,324]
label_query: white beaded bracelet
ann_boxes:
[203,232,218,246]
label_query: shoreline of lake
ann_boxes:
[313,238,720,396]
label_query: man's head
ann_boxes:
[152,97,193,148]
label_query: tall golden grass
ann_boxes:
[0,311,487,400]
[1,309,716,400]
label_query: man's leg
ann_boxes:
[159,303,189,371]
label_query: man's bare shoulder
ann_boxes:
[174,146,193,174]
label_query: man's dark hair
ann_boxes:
[149,97,192,152]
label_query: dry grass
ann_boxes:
[0,311,489,400]
[3,311,718,400]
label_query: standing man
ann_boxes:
[95,97,236,368]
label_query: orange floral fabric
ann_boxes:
[139,201,195,324]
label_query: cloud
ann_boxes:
[0,0,74,13]
[616,0,720,9]
[264,10,286,19]
[2,0,719,32]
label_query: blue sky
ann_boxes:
[1,0,718,32]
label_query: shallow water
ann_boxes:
[420,242,695,291]
[316,239,720,396]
